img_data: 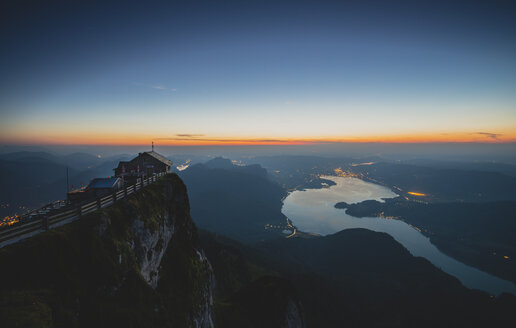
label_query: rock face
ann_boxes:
[284,299,305,328]
[131,217,174,288]
[191,250,215,328]
[0,174,215,328]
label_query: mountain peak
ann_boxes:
[204,157,234,169]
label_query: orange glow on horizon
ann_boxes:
[2,131,516,146]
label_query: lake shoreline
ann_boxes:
[282,175,516,296]
[338,196,516,286]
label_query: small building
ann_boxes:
[67,177,123,203]
[87,177,124,197]
[114,149,172,180]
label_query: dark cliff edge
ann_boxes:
[0,174,214,328]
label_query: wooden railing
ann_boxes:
[0,172,166,248]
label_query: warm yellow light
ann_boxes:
[407,192,426,197]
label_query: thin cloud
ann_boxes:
[174,134,205,138]
[134,83,176,91]
[152,85,167,90]
[474,132,503,140]
[157,137,290,143]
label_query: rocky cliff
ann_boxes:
[0,174,214,327]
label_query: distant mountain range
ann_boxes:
[399,158,516,177]
[0,151,132,216]
[352,162,516,202]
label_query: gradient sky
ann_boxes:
[1,0,515,145]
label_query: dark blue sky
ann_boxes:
[1,0,515,145]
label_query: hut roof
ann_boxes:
[144,151,173,166]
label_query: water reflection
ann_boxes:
[282,176,516,296]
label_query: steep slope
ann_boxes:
[0,174,214,328]
[198,231,305,328]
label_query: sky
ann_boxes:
[1,0,515,146]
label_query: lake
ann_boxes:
[281,175,516,296]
